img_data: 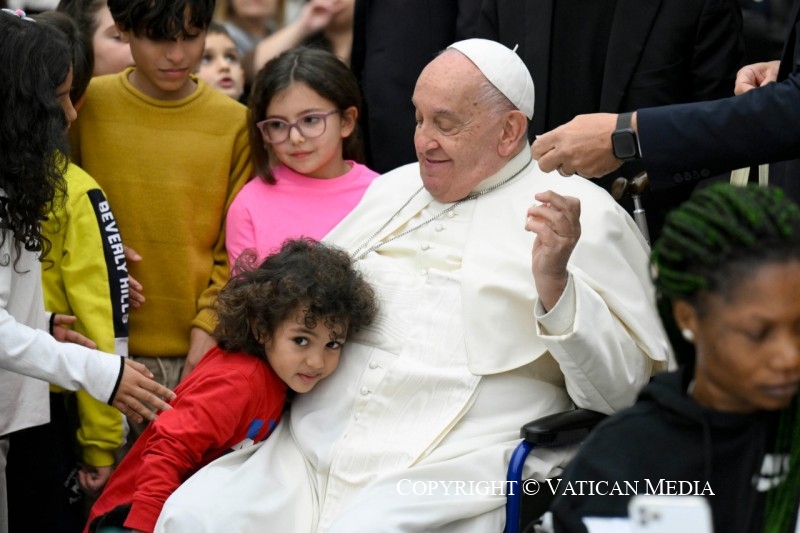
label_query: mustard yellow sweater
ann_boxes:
[70,70,251,358]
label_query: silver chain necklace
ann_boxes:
[352,158,532,260]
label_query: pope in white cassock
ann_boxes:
[155,39,673,532]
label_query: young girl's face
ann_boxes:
[262,309,345,393]
[263,82,356,179]
[196,32,245,101]
[92,5,134,76]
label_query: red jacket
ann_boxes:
[86,346,287,532]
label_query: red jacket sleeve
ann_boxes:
[123,367,270,532]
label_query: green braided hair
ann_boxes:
[650,182,800,533]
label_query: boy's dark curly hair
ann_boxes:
[108,0,214,40]
[214,238,378,359]
[0,13,71,267]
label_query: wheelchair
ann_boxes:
[505,409,607,533]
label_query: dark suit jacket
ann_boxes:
[479,0,744,241]
[351,0,481,174]
[479,0,745,138]
[639,0,800,201]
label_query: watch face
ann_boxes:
[613,131,638,160]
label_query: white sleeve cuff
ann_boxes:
[535,274,576,336]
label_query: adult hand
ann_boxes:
[52,314,97,349]
[124,245,144,308]
[525,190,581,312]
[112,358,175,423]
[532,113,623,178]
[78,464,112,495]
[180,327,215,382]
[734,60,780,95]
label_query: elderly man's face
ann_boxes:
[412,51,507,203]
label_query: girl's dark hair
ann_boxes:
[107,0,214,39]
[214,238,378,360]
[34,10,94,104]
[248,46,365,184]
[0,13,71,266]
[56,0,107,42]
[651,183,800,532]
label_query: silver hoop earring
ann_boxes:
[681,328,694,342]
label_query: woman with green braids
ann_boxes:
[549,182,800,532]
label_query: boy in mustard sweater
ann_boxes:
[69,0,252,443]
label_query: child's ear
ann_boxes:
[339,106,358,138]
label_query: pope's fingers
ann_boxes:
[534,190,569,210]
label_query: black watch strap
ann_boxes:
[612,112,641,162]
[616,111,633,130]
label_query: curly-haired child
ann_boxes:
[86,237,378,533]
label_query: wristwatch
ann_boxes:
[611,112,641,162]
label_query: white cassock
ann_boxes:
[156,147,672,532]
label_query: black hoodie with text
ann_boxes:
[550,367,794,532]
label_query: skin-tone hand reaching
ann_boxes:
[114,358,175,422]
[252,0,352,72]
[79,464,112,495]
[734,60,780,95]
[531,58,779,179]
[532,113,627,179]
[51,313,174,421]
[524,190,582,312]
[124,245,145,308]
[52,313,97,348]
[180,326,216,382]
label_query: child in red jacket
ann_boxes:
[85,238,378,533]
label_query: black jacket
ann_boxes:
[639,0,800,202]
[551,368,793,532]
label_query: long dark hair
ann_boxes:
[0,12,71,266]
[34,10,94,104]
[248,46,365,184]
[57,0,107,41]
[651,183,800,532]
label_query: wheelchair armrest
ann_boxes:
[505,409,608,533]
[520,408,607,446]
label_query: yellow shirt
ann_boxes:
[69,69,251,358]
[42,161,127,466]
